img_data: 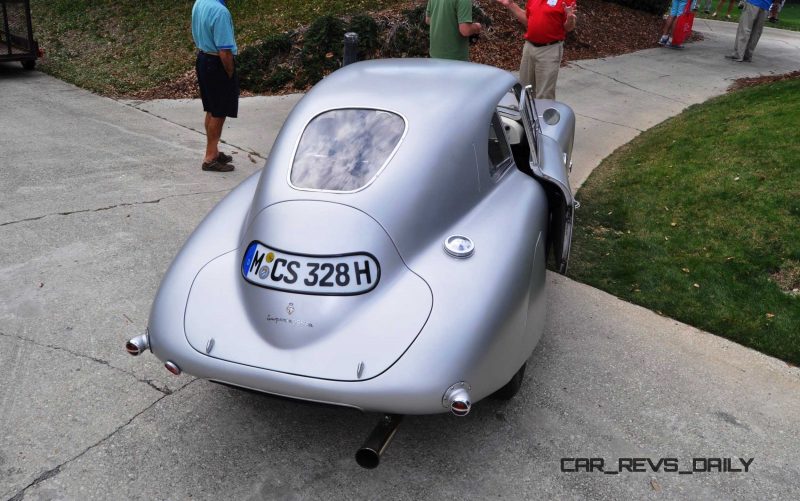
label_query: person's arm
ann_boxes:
[564,3,577,32]
[212,10,237,78]
[458,22,482,37]
[495,0,528,27]
[219,49,234,78]
[456,0,481,37]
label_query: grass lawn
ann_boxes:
[29,0,406,96]
[772,3,800,30]
[694,1,800,31]
[568,76,800,365]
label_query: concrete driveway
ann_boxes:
[1,19,799,500]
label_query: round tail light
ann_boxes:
[164,361,181,376]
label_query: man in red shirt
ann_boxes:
[496,0,577,99]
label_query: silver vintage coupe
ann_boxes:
[127,58,576,468]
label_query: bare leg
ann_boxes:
[204,112,226,163]
[662,16,677,38]
[712,0,730,16]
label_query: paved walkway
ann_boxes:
[1,19,799,500]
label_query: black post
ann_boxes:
[2,1,12,56]
[343,32,358,67]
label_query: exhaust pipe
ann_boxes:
[125,333,150,356]
[355,414,403,469]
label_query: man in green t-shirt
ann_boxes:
[425,0,482,61]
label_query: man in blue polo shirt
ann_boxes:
[192,0,239,172]
[726,0,778,62]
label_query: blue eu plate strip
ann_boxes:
[242,242,257,276]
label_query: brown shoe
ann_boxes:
[217,151,233,164]
[201,159,234,172]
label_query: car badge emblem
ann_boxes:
[357,362,365,379]
[205,338,215,354]
[258,266,270,279]
[286,303,295,315]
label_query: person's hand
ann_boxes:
[473,22,483,34]
[565,4,577,19]
[495,0,513,7]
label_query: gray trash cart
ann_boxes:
[1,0,39,70]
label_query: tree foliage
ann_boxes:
[605,0,665,15]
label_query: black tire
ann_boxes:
[490,362,526,400]
[22,60,36,70]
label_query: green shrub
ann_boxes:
[237,33,293,93]
[300,15,346,85]
[263,67,294,90]
[384,5,429,58]
[238,5,495,91]
[472,3,492,28]
[347,14,381,59]
[606,0,665,15]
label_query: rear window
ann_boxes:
[290,109,406,192]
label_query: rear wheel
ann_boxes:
[22,60,36,70]
[490,362,526,400]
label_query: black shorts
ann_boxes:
[196,51,240,118]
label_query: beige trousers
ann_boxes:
[519,41,564,100]
[731,2,768,61]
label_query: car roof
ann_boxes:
[298,58,518,126]
[250,59,520,250]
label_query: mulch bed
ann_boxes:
[472,0,673,68]
[728,69,800,91]
[131,1,701,100]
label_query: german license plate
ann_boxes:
[242,241,380,296]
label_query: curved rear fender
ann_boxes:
[148,172,260,358]
[390,170,550,403]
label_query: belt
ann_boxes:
[198,50,219,56]
[528,40,563,47]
